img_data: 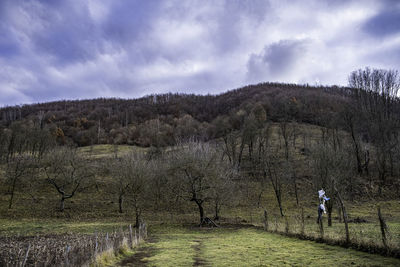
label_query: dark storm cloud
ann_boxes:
[35,3,100,64]
[0,26,19,59]
[213,0,272,53]
[247,40,307,82]
[0,0,399,106]
[103,1,161,45]
[363,8,400,37]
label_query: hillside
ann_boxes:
[0,82,350,147]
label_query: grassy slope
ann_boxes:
[0,219,133,237]
[132,224,400,266]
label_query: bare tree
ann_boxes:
[43,147,94,212]
[5,155,34,209]
[124,152,150,226]
[349,67,400,195]
[221,108,260,171]
[148,156,170,209]
[222,131,241,169]
[253,124,272,207]
[104,151,150,225]
[105,158,129,214]
[0,127,10,162]
[209,156,237,221]
[279,122,293,161]
[279,122,301,205]
[261,152,287,217]
[169,141,233,225]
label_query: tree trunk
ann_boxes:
[60,196,65,212]
[237,136,245,170]
[194,199,205,225]
[263,209,268,231]
[379,170,386,197]
[364,150,370,175]
[389,149,394,177]
[350,125,363,175]
[257,189,264,208]
[326,199,333,227]
[272,184,284,217]
[119,194,123,213]
[8,177,17,209]
[336,192,349,243]
[301,207,305,235]
[293,173,299,206]
[135,213,140,228]
[327,210,332,227]
[248,139,253,161]
[377,206,388,249]
[134,205,141,227]
[278,198,284,217]
[223,137,232,164]
[266,169,284,217]
[214,201,220,221]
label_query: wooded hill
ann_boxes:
[0,82,351,147]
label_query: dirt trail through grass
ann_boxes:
[192,238,209,266]
[119,224,400,266]
[118,238,158,266]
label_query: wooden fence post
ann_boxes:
[65,245,71,266]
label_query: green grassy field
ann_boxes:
[119,224,400,266]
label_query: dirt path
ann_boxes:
[191,239,209,266]
[118,238,157,267]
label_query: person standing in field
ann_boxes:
[317,189,329,224]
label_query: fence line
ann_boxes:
[261,209,400,258]
[0,222,148,267]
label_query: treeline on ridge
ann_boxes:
[0,82,350,147]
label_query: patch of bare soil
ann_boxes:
[118,238,158,267]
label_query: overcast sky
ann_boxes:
[1,0,399,106]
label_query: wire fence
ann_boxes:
[0,222,147,267]
[261,207,400,257]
